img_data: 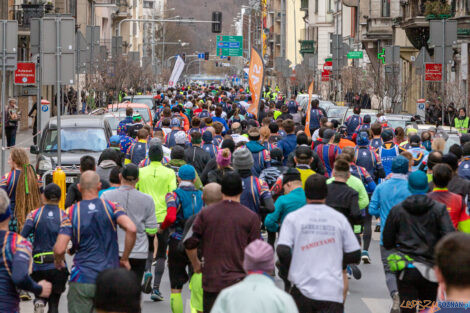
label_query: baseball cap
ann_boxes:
[408,171,429,194]
[178,164,196,181]
[121,163,139,181]
[170,117,181,128]
[44,183,62,201]
[109,135,120,145]
[295,145,312,160]
[282,168,301,185]
[323,129,335,142]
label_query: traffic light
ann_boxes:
[212,11,222,33]
[215,62,219,67]
[181,53,186,62]
[204,52,209,60]
[227,56,231,61]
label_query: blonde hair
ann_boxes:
[432,138,446,153]
[10,148,41,231]
[260,126,271,143]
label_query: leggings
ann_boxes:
[363,207,372,251]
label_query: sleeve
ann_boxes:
[382,207,399,250]
[124,144,133,164]
[248,214,261,243]
[341,216,361,253]
[438,203,456,237]
[265,197,283,233]
[20,211,36,239]
[11,239,42,296]
[277,215,295,248]
[58,210,73,237]
[356,179,370,210]
[145,198,158,235]
[161,192,178,230]
[447,197,461,229]
[109,201,127,219]
[349,192,362,225]
[64,184,78,209]
[369,186,381,217]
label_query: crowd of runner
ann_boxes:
[1,85,470,313]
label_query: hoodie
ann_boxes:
[382,194,455,265]
[246,141,271,177]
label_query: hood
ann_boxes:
[402,194,435,215]
[246,140,265,153]
[99,159,117,169]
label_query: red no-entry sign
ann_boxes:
[425,63,442,81]
[14,62,36,85]
[321,70,330,81]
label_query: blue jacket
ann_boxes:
[309,108,324,130]
[265,187,306,232]
[458,157,470,180]
[277,134,297,164]
[246,141,271,177]
[369,174,411,245]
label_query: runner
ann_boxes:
[315,129,342,177]
[183,132,211,175]
[53,171,137,313]
[125,128,149,165]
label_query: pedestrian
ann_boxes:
[0,147,41,235]
[370,122,383,150]
[98,167,121,197]
[94,268,141,313]
[277,174,361,312]
[211,239,299,313]
[160,165,203,313]
[369,155,411,313]
[345,106,363,139]
[53,171,137,313]
[136,144,177,301]
[354,131,385,182]
[184,172,261,313]
[377,129,406,178]
[28,98,39,145]
[96,148,121,184]
[382,170,454,313]
[100,164,158,288]
[21,183,69,313]
[4,98,20,147]
[117,107,134,136]
[259,148,288,188]
[308,99,326,134]
[207,148,234,185]
[0,189,52,313]
[233,148,274,214]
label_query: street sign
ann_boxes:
[216,35,243,56]
[425,63,442,81]
[429,20,457,64]
[321,70,330,81]
[323,60,332,71]
[416,99,426,121]
[0,21,18,69]
[14,62,36,85]
[347,51,363,59]
[76,30,89,74]
[378,48,385,64]
[111,36,122,59]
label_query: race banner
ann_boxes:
[168,55,185,87]
[304,80,314,137]
[247,48,265,117]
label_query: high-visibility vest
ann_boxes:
[455,117,469,133]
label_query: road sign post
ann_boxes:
[347,51,363,59]
[14,62,36,85]
[425,63,443,81]
[216,35,243,57]
[0,20,18,175]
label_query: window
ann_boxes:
[133,22,137,36]
[143,1,154,8]
[328,0,333,12]
[382,0,390,17]
[315,0,318,13]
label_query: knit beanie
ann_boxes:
[217,149,231,168]
[233,148,254,171]
[243,239,275,273]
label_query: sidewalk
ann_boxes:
[1,127,36,171]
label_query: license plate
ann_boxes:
[65,177,76,184]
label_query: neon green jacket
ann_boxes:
[136,161,177,223]
[327,175,369,210]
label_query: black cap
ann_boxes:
[295,145,313,160]
[44,183,61,201]
[121,163,139,181]
[149,144,163,162]
[282,168,301,185]
[443,153,459,171]
[381,129,394,142]
[409,134,421,146]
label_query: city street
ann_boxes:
[20,224,391,313]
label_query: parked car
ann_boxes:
[122,95,156,111]
[103,111,127,135]
[296,94,321,112]
[107,103,153,127]
[382,114,414,130]
[30,115,112,187]
[326,106,348,123]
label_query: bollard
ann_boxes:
[52,167,66,210]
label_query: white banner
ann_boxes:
[168,56,185,87]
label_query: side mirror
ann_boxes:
[30,145,38,155]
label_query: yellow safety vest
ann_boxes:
[455,117,469,133]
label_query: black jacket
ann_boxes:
[184,145,211,176]
[383,194,455,265]
[326,181,361,227]
[286,148,326,175]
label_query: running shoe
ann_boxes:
[20,290,32,301]
[150,288,164,301]
[390,292,400,313]
[375,224,381,232]
[361,250,371,264]
[34,299,46,313]
[346,266,352,279]
[142,271,153,294]
[349,264,362,280]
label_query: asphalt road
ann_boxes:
[11,127,392,313]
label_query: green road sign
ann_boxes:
[325,57,332,62]
[216,35,243,57]
[378,48,385,64]
[347,51,363,59]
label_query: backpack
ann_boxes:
[174,188,203,235]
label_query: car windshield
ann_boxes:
[124,98,154,109]
[43,128,107,152]
[328,107,347,118]
[386,119,408,129]
[116,107,150,123]
[105,116,121,131]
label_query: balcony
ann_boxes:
[275,11,281,22]
[112,0,131,21]
[13,3,45,30]
[300,0,309,11]
[400,0,430,50]
[361,17,393,42]
[299,40,315,55]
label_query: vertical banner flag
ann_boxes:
[168,55,185,87]
[304,81,314,137]
[247,48,265,117]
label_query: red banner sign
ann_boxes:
[14,62,36,85]
[425,63,442,81]
[321,70,330,81]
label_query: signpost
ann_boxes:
[321,70,330,81]
[14,62,36,85]
[347,51,363,59]
[216,35,243,57]
[425,63,442,81]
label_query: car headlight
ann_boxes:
[38,158,53,171]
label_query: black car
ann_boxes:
[31,115,112,186]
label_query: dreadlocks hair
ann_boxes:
[11,148,41,231]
